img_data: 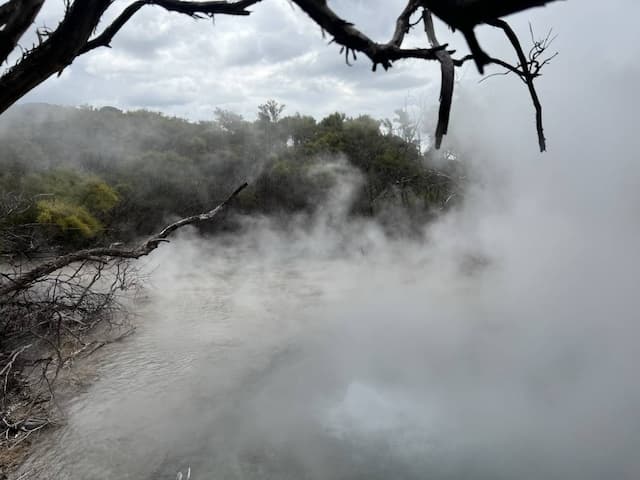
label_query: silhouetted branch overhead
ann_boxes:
[421,0,560,73]
[290,0,447,71]
[422,8,454,149]
[388,0,422,48]
[0,0,261,115]
[0,0,111,116]
[289,0,558,151]
[0,0,44,64]
[0,183,248,297]
[80,0,261,54]
[0,0,560,151]
[488,19,547,151]
[452,18,555,152]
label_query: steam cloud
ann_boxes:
[17,2,640,479]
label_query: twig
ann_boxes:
[487,19,547,151]
[1,344,32,401]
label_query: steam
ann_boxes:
[20,81,640,479]
[173,163,639,480]
[153,18,640,478]
[15,3,640,479]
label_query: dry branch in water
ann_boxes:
[0,259,135,458]
[0,182,247,459]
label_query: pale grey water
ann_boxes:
[18,235,444,480]
[15,223,640,480]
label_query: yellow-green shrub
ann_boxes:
[80,179,120,214]
[36,198,103,238]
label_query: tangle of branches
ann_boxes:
[0,0,562,151]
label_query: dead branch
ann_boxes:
[0,182,247,297]
[1,344,31,404]
[0,242,140,457]
[0,0,561,151]
[388,0,422,49]
[422,8,454,149]
[487,19,547,152]
[420,0,560,73]
[289,0,558,151]
[451,18,553,152]
[0,0,45,64]
[0,0,117,115]
[79,0,261,54]
[1,260,135,392]
[290,0,447,71]
[0,1,261,115]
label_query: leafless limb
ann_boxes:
[1,344,31,404]
[289,0,560,151]
[0,0,261,115]
[487,19,549,152]
[290,0,447,72]
[1,0,561,150]
[451,18,556,152]
[0,182,247,453]
[80,0,261,54]
[388,0,422,49]
[0,182,247,297]
[0,259,136,451]
[0,0,45,64]
[420,0,560,73]
[422,8,454,149]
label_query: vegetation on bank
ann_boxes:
[0,101,465,254]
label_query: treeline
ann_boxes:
[0,101,465,253]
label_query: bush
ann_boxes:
[36,198,103,239]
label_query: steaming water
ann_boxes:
[16,202,640,480]
[17,229,453,480]
[11,2,640,475]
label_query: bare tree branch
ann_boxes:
[0,0,45,64]
[422,0,561,25]
[0,0,561,151]
[290,0,556,151]
[451,18,552,152]
[0,0,117,115]
[80,0,261,54]
[0,0,261,115]
[388,0,422,49]
[422,8,454,149]
[290,0,446,71]
[0,183,248,297]
[420,0,561,73]
[455,53,526,79]
[487,19,547,152]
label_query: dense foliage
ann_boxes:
[0,102,465,253]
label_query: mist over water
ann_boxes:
[15,3,640,478]
[20,132,640,479]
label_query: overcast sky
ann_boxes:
[8,0,640,128]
